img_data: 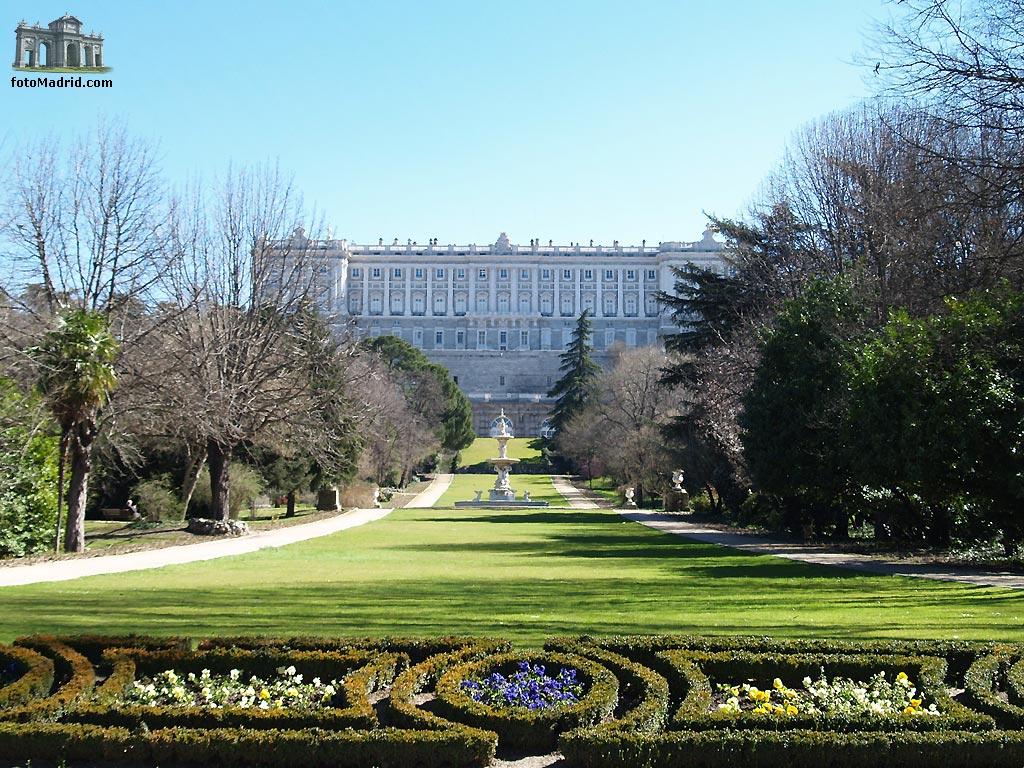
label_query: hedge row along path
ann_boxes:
[2,472,1023,590]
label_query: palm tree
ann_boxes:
[33,309,118,552]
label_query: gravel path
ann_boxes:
[0,507,392,587]
[618,509,1024,590]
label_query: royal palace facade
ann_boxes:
[289,230,727,436]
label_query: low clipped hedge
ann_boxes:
[3,636,96,722]
[0,645,54,709]
[433,651,618,752]
[963,652,1024,727]
[3,633,1024,766]
[545,639,670,735]
[73,647,402,731]
[657,649,992,732]
[560,728,1024,768]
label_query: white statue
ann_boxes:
[672,469,685,491]
[624,487,637,507]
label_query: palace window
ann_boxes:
[626,270,636,281]
[477,329,487,348]
[457,329,465,346]
[478,268,488,280]
[433,294,446,314]
[351,267,361,278]
[605,269,615,281]
[563,269,572,280]
[456,268,466,279]
[393,267,403,278]
[647,269,656,281]
[414,268,424,279]
[541,268,551,280]
[584,269,593,280]
[520,329,529,348]
[499,330,508,350]
[520,268,530,280]
[435,330,444,346]
[499,268,509,279]
[371,267,382,279]
[436,268,445,279]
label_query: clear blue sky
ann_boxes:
[2,0,893,246]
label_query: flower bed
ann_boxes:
[4,634,1024,767]
[123,664,342,710]
[713,670,938,717]
[433,652,617,752]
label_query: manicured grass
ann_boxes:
[457,438,544,467]
[1,506,1022,647]
[433,473,566,507]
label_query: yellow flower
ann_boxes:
[903,706,915,715]
[910,699,922,708]
[786,704,799,715]
[773,678,784,690]
[259,689,270,700]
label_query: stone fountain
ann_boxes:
[455,410,549,508]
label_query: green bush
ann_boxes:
[189,464,265,519]
[0,380,58,558]
[132,474,183,521]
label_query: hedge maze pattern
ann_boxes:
[3,634,1024,766]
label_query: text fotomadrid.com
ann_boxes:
[11,75,113,89]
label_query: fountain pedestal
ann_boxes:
[455,410,549,508]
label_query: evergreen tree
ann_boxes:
[546,309,600,436]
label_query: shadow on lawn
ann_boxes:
[5,578,1017,646]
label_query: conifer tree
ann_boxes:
[546,309,600,436]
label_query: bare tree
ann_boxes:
[155,164,331,521]
[0,122,165,551]
[560,347,679,505]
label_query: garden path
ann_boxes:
[0,507,392,587]
[405,473,453,507]
[619,509,1024,590]
[549,475,601,509]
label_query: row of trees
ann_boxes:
[0,123,473,555]
[653,0,1024,545]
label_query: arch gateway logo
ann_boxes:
[11,14,112,89]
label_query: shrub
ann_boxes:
[189,464,265,519]
[132,474,182,522]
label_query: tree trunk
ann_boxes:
[207,438,232,522]
[54,431,69,552]
[286,490,296,518]
[180,444,207,518]
[64,425,95,553]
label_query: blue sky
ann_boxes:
[3,0,892,246]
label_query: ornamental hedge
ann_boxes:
[1,634,1024,766]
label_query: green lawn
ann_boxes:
[1,506,1022,647]
[457,438,544,467]
[433,473,566,507]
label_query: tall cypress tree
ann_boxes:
[546,309,600,435]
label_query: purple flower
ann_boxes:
[460,662,583,710]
